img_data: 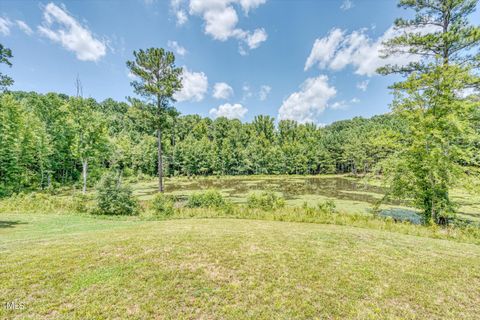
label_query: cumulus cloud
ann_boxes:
[168,40,187,56]
[210,103,248,119]
[174,67,208,102]
[304,28,344,71]
[356,79,369,92]
[0,17,12,36]
[213,82,234,99]
[278,75,337,124]
[305,25,440,76]
[340,0,354,11]
[38,3,107,62]
[259,85,271,101]
[16,20,33,35]
[239,0,267,14]
[172,0,267,54]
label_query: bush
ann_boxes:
[317,199,337,214]
[247,191,285,211]
[72,193,94,213]
[95,173,138,215]
[186,190,227,209]
[151,193,175,216]
[0,192,81,214]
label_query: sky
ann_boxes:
[0,0,479,125]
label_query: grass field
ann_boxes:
[1,213,480,319]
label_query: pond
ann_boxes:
[134,175,425,224]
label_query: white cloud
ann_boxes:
[242,83,253,100]
[356,79,369,91]
[259,85,271,101]
[176,10,188,25]
[213,82,234,99]
[127,69,137,80]
[330,101,347,110]
[210,103,248,119]
[0,17,12,36]
[244,28,268,49]
[305,25,440,76]
[304,28,344,71]
[38,3,107,62]
[16,20,33,35]
[458,87,479,98]
[168,40,187,56]
[172,0,267,54]
[330,97,359,110]
[171,0,188,25]
[239,0,266,14]
[174,67,208,102]
[340,0,354,11]
[278,75,337,124]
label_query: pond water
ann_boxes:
[134,176,424,224]
[133,175,480,224]
[165,176,387,203]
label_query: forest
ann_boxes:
[0,90,410,193]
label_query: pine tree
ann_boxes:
[379,0,480,224]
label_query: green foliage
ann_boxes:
[0,43,13,92]
[186,190,227,209]
[151,193,175,216]
[66,97,109,193]
[247,191,286,211]
[0,192,84,214]
[317,199,337,214]
[95,173,138,216]
[72,193,94,213]
[378,0,480,224]
[126,47,183,192]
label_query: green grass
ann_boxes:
[1,213,480,319]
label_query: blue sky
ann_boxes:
[1,0,479,125]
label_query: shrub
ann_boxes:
[186,190,227,209]
[95,173,138,215]
[72,193,94,213]
[151,193,175,216]
[0,192,79,214]
[317,199,337,214]
[247,191,285,211]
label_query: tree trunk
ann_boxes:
[157,128,164,192]
[82,159,88,194]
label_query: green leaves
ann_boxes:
[378,0,480,224]
[126,48,182,102]
[0,44,14,92]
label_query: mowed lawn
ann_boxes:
[1,214,480,319]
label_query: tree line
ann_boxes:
[0,89,406,196]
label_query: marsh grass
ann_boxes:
[171,205,480,245]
